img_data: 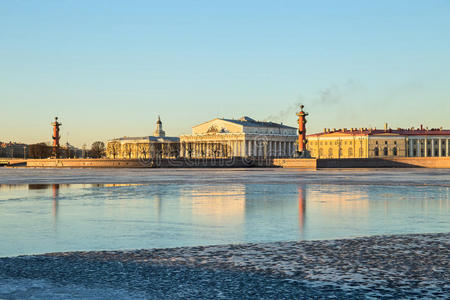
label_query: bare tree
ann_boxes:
[123,143,133,159]
[138,144,148,159]
[107,142,121,159]
[90,141,106,158]
[28,143,52,159]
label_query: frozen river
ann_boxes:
[0,168,449,257]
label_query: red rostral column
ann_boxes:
[51,117,62,158]
[296,105,308,154]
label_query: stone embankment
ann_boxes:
[274,157,450,168]
[4,157,450,168]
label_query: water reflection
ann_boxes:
[0,182,448,257]
[52,184,59,223]
[189,185,246,221]
[298,186,306,236]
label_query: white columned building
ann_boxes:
[180,116,297,158]
[406,132,450,157]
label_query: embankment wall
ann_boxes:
[275,157,450,168]
[10,157,450,169]
[24,158,272,168]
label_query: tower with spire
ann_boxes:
[153,116,166,137]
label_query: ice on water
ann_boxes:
[0,168,448,257]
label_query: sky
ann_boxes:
[1,0,450,147]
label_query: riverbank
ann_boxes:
[3,156,450,168]
[1,233,448,299]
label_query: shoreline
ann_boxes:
[1,232,448,299]
[1,168,450,187]
[3,156,450,169]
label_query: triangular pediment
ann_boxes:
[192,119,243,135]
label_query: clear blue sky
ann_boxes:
[1,0,449,147]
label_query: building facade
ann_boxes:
[307,126,450,159]
[0,142,28,158]
[106,117,179,159]
[180,116,297,158]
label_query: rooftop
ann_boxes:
[308,127,450,137]
[221,116,296,129]
[111,136,179,142]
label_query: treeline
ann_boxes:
[26,141,106,159]
[0,143,27,158]
[28,143,53,158]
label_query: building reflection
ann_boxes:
[52,184,59,222]
[0,184,28,193]
[186,185,247,223]
[298,186,306,236]
[154,193,162,221]
[26,184,62,223]
[306,186,369,213]
[180,184,310,242]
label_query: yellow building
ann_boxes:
[106,117,179,159]
[307,125,450,159]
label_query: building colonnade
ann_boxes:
[407,137,450,157]
[180,137,297,158]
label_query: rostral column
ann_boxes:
[296,105,310,157]
[51,117,62,158]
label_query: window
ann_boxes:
[393,147,398,156]
[359,148,363,157]
[348,148,353,157]
[328,148,333,158]
[383,147,388,156]
[385,141,388,145]
[319,148,324,158]
[374,147,379,156]
[394,141,397,145]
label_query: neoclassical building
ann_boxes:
[180,116,297,158]
[106,117,179,159]
[307,125,450,159]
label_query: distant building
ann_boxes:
[307,125,450,159]
[0,141,28,158]
[106,117,179,159]
[180,116,297,158]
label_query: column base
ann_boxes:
[293,150,311,158]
